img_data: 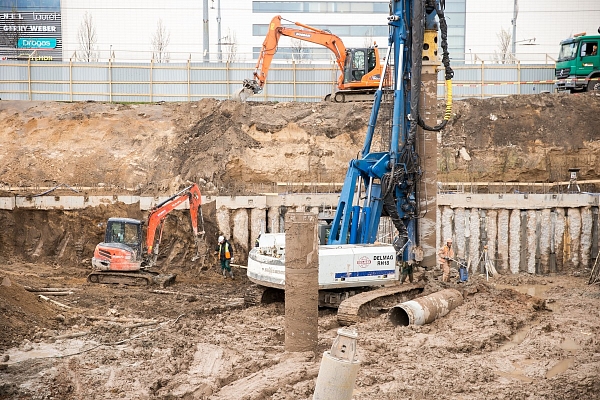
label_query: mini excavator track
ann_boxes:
[87,271,176,288]
[336,283,424,326]
[244,284,285,307]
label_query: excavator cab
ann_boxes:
[343,47,379,84]
[105,217,143,259]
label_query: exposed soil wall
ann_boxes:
[2,93,599,195]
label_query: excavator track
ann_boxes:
[244,284,285,307]
[337,283,424,326]
[325,90,377,103]
[87,271,176,288]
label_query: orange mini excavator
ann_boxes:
[88,183,204,286]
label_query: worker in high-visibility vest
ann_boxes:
[215,235,234,279]
[437,238,454,283]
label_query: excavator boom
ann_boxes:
[146,183,203,259]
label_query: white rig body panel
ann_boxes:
[247,233,399,290]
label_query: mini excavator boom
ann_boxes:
[88,184,205,286]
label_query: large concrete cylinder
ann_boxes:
[284,212,319,353]
[388,289,463,326]
[313,328,360,400]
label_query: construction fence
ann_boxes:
[0,59,557,103]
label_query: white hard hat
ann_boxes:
[218,235,224,242]
[446,238,453,243]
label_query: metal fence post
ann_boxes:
[187,58,191,102]
[109,59,113,102]
[149,59,154,103]
[69,59,73,102]
[27,58,32,100]
[293,60,297,101]
[517,61,521,95]
[480,61,485,98]
[226,61,230,100]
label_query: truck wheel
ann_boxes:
[588,78,600,92]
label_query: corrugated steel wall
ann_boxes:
[0,60,557,102]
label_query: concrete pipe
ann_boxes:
[388,289,463,326]
[313,328,360,400]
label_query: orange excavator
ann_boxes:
[88,183,205,286]
[236,15,383,103]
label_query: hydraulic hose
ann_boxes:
[418,0,454,132]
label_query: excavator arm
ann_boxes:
[146,183,204,266]
[244,15,348,94]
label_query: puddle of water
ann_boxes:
[496,284,550,298]
[559,338,581,352]
[495,370,534,383]
[498,319,541,351]
[4,340,95,365]
[499,329,528,351]
[545,358,575,379]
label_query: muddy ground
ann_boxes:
[1,93,600,399]
[1,262,599,399]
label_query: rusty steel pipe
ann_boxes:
[388,289,463,326]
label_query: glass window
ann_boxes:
[445,13,465,26]
[582,41,598,57]
[1,0,60,11]
[373,2,388,13]
[253,1,388,14]
[444,0,466,13]
[350,3,371,13]
[558,42,577,61]
[254,24,388,38]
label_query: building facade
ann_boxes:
[0,0,598,64]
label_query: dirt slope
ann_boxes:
[1,93,599,194]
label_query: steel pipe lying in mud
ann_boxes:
[388,289,464,326]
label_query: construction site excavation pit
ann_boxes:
[1,94,600,399]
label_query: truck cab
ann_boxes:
[555,32,600,93]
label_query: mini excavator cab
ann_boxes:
[104,217,143,260]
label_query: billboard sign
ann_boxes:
[0,2,62,61]
[18,37,56,49]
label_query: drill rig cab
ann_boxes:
[89,184,205,286]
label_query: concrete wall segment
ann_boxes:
[438,193,600,209]
[233,209,249,257]
[567,208,581,269]
[216,196,267,210]
[454,208,466,260]
[216,207,231,240]
[509,210,521,274]
[526,210,537,274]
[539,209,551,274]
[486,210,498,272]
[496,209,509,272]
[581,207,593,270]
[467,209,480,273]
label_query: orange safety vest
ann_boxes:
[218,242,232,259]
[438,244,454,264]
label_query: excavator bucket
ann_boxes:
[153,273,177,288]
[232,87,255,102]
